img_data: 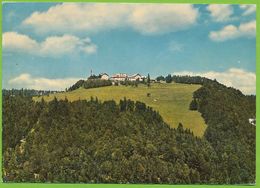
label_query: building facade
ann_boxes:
[128,74,143,81]
[110,73,128,81]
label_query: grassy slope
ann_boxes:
[34,83,207,137]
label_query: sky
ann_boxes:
[2,3,256,94]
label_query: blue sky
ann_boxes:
[2,3,256,94]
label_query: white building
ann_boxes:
[100,73,109,80]
[110,73,128,81]
[128,74,143,81]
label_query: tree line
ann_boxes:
[156,74,212,84]
[68,79,112,91]
[2,89,61,97]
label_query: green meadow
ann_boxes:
[34,83,207,137]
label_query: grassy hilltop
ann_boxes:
[34,83,207,137]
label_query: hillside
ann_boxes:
[3,77,256,184]
[192,80,256,183]
[34,83,207,137]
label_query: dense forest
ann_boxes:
[191,81,256,183]
[2,76,255,184]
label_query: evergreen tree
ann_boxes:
[165,74,172,83]
[147,74,151,87]
[189,99,198,110]
[156,76,165,82]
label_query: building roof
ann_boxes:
[111,73,128,78]
[100,73,109,76]
[129,73,142,78]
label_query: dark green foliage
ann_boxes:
[68,79,112,91]
[119,80,138,87]
[2,95,43,149]
[165,74,172,83]
[88,74,100,80]
[147,74,151,87]
[2,89,60,97]
[171,75,208,85]
[191,79,255,184]
[119,97,135,112]
[189,99,198,111]
[2,76,255,184]
[156,76,165,82]
[163,75,213,85]
[3,96,217,184]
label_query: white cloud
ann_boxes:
[240,4,256,16]
[22,3,199,35]
[9,73,82,90]
[206,4,233,22]
[2,32,97,57]
[209,20,256,41]
[128,4,198,35]
[2,32,39,53]
[40,35,97,57]
[173,68,255,95]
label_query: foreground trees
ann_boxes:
[3,96,217,183]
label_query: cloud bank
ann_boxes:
[2,32,97,57]
[22,3,199,35]
[173,68,255,95]
[209,20,256,41]
[206,4,234,22]
[240,4,256,16]
[8,73,82,90]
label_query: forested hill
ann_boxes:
[171,75,256,183]
[2,76,256,184]
[191,80,256,183]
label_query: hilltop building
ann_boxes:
[128,74,143,81]
[90,72,145,82]
[100,73,109,80]
[110,73,128,81]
